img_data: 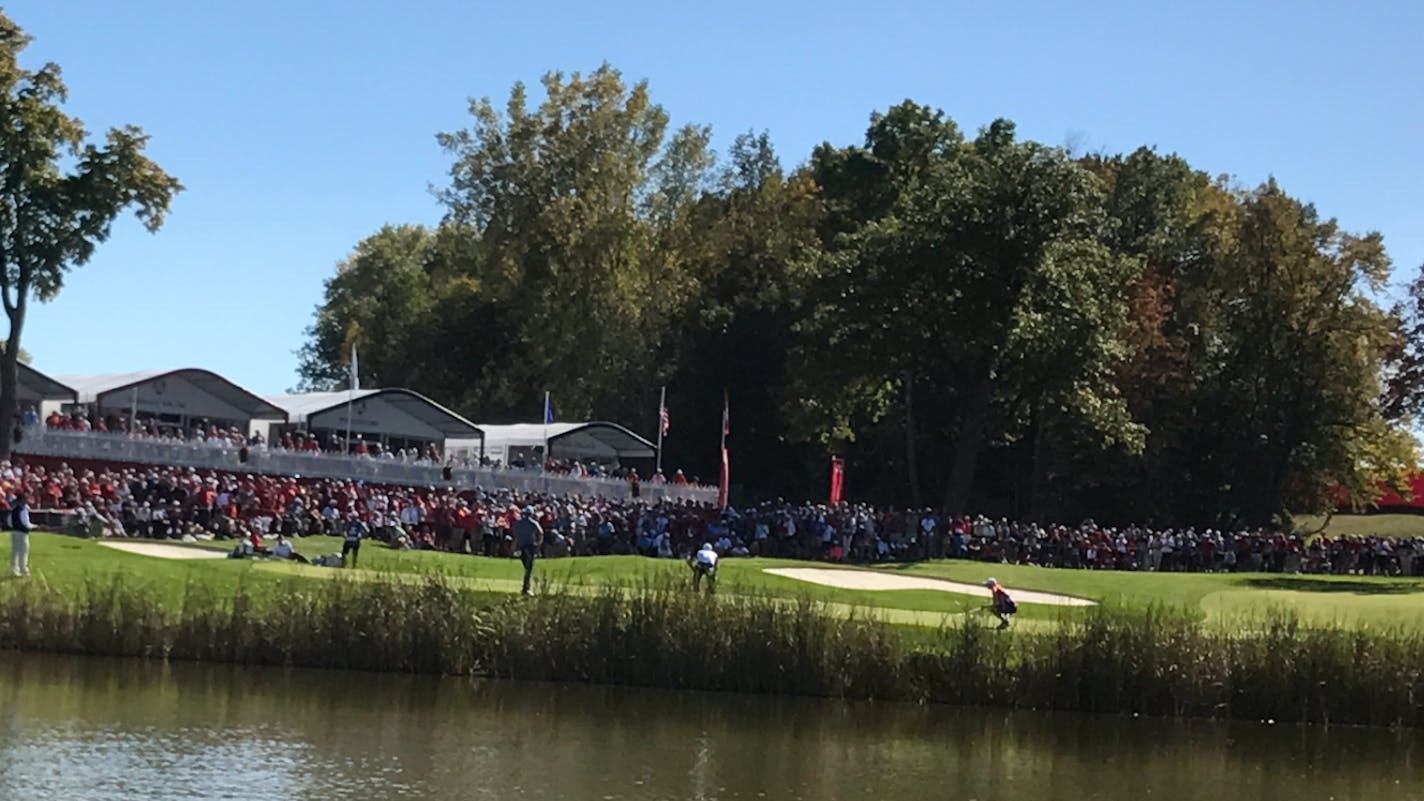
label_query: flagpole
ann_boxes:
[720,389,727,451]
[718,388,729,509]
[346,344,357,455]
[543,390,550,466]
[655,385,666,475]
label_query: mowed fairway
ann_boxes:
[6,532,1424,630]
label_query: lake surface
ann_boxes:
[0,653,1419,800]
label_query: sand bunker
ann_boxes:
[763,567,1096,607]
[99,541,229,560]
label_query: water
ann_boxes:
[0,654,1419,800]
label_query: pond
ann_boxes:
[0,653,1418,800]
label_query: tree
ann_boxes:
[659,131,823,491]
[432,64,712,421]
[790,110,1139,513]
[0,344,30,364]
[297,224,439,391]
[0,14,180,456]
[1203,183,1412,522]
[1382,262,1424,424]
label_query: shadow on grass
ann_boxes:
[1244,577,1424,595]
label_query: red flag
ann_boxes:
[829,457,845,505]
[718,446,730,508]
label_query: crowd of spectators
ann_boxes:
[0,458,714,557]
[3,455,1423,577]
[722,504,1424,577]
[35,410,704,485]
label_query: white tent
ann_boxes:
[56,368,287,435]
[461,421,655,465]
[265,388,482,447]
[16,363,76,409]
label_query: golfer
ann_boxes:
[514,506,544,595]
[9,492,31,577]
[984,577,1017,629]
[689,542,718,594]
[342,513,368,568]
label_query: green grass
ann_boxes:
[7,532,1424,632]
[1293,512,1424,538]
[888,560,1424,629]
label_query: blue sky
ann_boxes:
[8,0,1421,394]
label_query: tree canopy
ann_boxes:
[299,67,1418,525]
[0,12,180,457]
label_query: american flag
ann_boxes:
[659,403,670,436]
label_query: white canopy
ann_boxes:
[56,368,287,424]
[16,363,76,406]
[472,421,655,464]
[265,388,482,443]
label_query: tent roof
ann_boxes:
[54,369,287,420]
[477,421,655,458]
[265,388,483,440]
[17,363,76,402]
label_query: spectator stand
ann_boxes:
[54,369,287,438]
[470,422,655,470]
[264,388,483,458]
[13,426,718,504]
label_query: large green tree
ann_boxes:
[433,64,712,422]
[0,14,180,457]
[658,131,823,490]
[1382,262,1424,424]
[297,224,439,390]
[790,107,1140,513]
[298,74,1416,519]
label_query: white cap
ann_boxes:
[984,578,997,587]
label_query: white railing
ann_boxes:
[14,428,718,504]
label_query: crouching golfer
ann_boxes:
[689,542,718,594]
[984,578,1017,629]
[514,506,543,596]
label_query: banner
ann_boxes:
[829,456,845,505]
[718,446,730,509]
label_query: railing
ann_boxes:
[14,428,718,504]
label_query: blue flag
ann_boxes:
[543,392,554,424]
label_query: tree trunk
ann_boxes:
[902,373,923,507]
[942,370,993,514]
[0,309,22,461]
[1028,403,1046,521]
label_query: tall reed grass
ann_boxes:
[1,574,1420,727]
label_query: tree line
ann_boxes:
[298,64,1423,527]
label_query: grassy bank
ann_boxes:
[1,569,1422,727]
[9,533,1424,631]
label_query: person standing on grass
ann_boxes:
[342,512,367,568]
[9,492,31,577]
[983,578,1017,629]
[514,506,544,595]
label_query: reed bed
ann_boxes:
[1,573,1420,727]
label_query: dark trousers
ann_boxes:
[342,539,360,568]
[519,548,536,594]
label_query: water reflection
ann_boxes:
[0,654,1419,800]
